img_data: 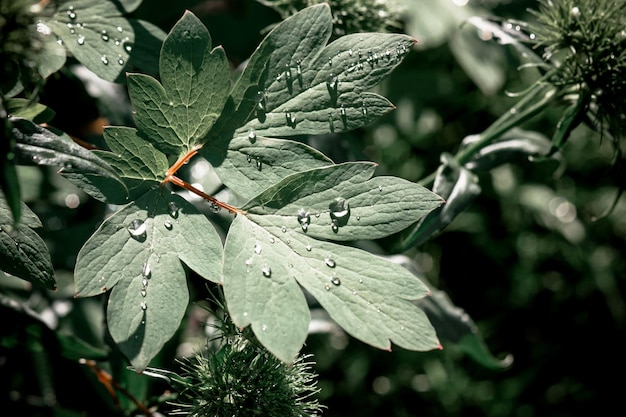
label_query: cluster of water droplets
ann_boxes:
[61,5,132,67]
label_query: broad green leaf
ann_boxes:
[243,162,444,241]
[234,4,416,137]
[128,11,230,156]
[46,0,166,83]
[224,215,440,363]
[75,188,223,371]
[9,117,128,204]
[208,134,334,201]
[94,126,169,202]
[0,190,55,290]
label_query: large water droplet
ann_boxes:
[262,265,271,277]
[329,197,350,227]
[297,209,311,232]
[168,201,179,218]
[127,219,146,238]
[325,258,336,268]
[254,243,262,254]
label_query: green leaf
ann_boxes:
[46,0,165,83]
[207,134,334,201]
[128,11,230,156]
[74,188,223,371]
[10,117,128,204]
[224,215,440,363]
[233,4,416,137]
[5,99,55,124]
[243,162,444,241]
[94,126,169,202]
[223,163,442,361]
[0,190,56,290]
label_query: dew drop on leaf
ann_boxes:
[255,158,262,171]
[248,128,256,142]
[331,219,339,233]
[254,243,262,254]
[262,324,268,332]
[262,265,271,277]
[325,258,336,268]
[141,289,147,297]
[331,276,341,286]
[77,35,85,45]
[101,30,109,41]
[100,55,109,65]
[306,244,312,251]
[324,283,331,291]
[117,56,124,65]
[168,201,179,218]
[164,220,173,230]
[329,198,350,228]
[142,277,148,287]
[297,209,311,231]
[281,226,286,233]
[141,262,151,278]
[127,219,146,238]
[116,26,124,32]
[140,301,147,310]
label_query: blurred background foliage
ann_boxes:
[2,0,625,416]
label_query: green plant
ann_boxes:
[2,0,624,416]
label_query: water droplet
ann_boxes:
[330,276,341,286]
[116,26,124,32]
[140,301,147,310]
[141,289,147,297]
[362,103,368,117]
[324,283,331,291]
[117,56,124,65]
[246,154,252,163]
[328,57,332,66]
[142,276,148,287]
[254,243,262,254]
[358,278,363,283]
[101,30,109,41]
[142,262,151,278]
[245,258,253,266]
[67,9,76,20]
[77,35,85,45]
[378,185,383,192]
[297,209,311,231]
[123,41,132,52]
[255,157,262,171]
[340,105,346,117]
[127,219,146,238]
[262,265,271,277]
[269,236,275,243]
[168,201,179,218]
[164,220,173,230]
[329,197,350,227]
[306,244,312,251]
[248,129,256,142]
[325,258,336,268]
[281,226,287,233]
[262,324,268,331]
[328,113,335,132]
[100,55,109,65]
[356,215,361,221]
[331,219,339,233]
[327,73,338,90]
